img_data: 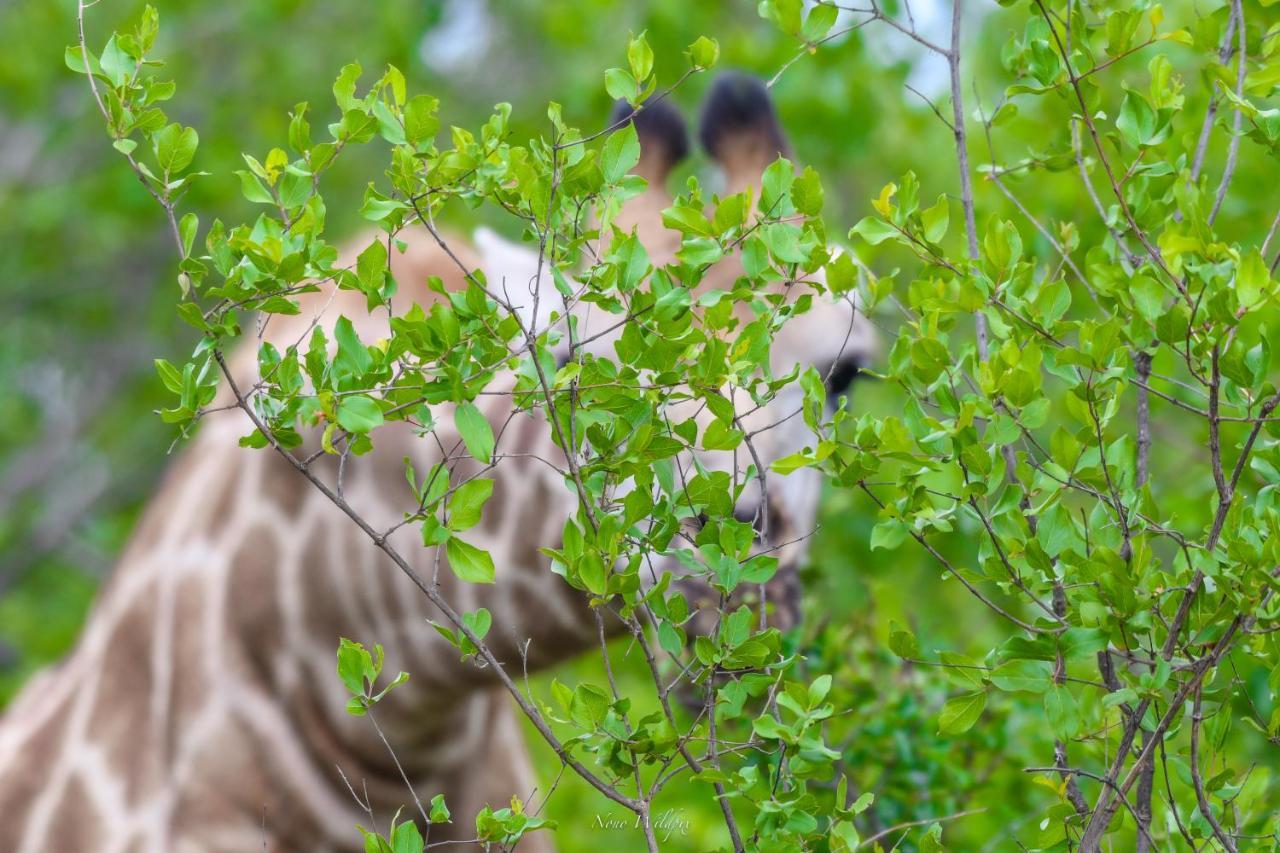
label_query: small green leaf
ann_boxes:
[448,479,494,531]
[601,121,641,184]
[604,67,638,104]
[445,537,496,584]
[390,819,424,853]
[802,3,839,41]
[335,391,384,432]
[154,123,198,174]
[337,395,384,434]
[921,194,949,243]
[938,691,986,734]
[888,620,919,659]
[686,36,720,69]
[454,402,495,464]
[403,94,440,147]
[1045,685,1082,738]
[627,31,654,82]
[990,660,1053,694]
[850,217,900,246]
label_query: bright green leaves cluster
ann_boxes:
[356,800,451,853]
[543,675,679,781]
[336,638,409,717]
[66,4,205,293]
[822,0,1280,842]
[474,798,554,847]
[605,31,657,106]
[759,0,839,45]
[430,607,491,660]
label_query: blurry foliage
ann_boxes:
[8,0,1280,849]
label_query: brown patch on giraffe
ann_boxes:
[86,586,160,803]
[508,467,566,572]
[201,456,244,532]
[40,773,106,850]
[224,524,284,689]
[0,693,73,849]
[299,529,354,646]
[170,724,323,853]
[257,446,311,517]
[169,576,211,730]
[111,442,210,571]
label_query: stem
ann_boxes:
[1190,687,1238,852]
[947,0,986,357]
[1209,0,1247,225]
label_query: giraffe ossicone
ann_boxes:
[0,74,876,851]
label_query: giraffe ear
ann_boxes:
[697,71,790,186]
[607,96,690,183]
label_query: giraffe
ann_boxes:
[0,74,875,851]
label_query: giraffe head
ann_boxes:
[681,72,876,631]
[600,75,877,634]
[474,83,875,633]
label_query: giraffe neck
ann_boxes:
[0,234,602,852]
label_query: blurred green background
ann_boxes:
[2,0,1274,849]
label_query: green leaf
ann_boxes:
[627,31,654,82]
[403,94,440,147]
[601,121,641,184]
[1236,249,1271,308]
[178,212,198,258]
[802,3,839,41]
[850,217,900,246]
[445,537,496,584]
[64,44,92,74]
[1045,686,1082,738]
[870,518,908,550]
[357,238,388,294]
[759,0,804,35]
[1116,90,1167,148]
[429,794,451,824]
[888,620,919,659]
[337,395,384,434]
[448,479,494,531]
[1130,274,1166,323]
[938,691,986,734]
[154,123,198,174]
[463,607,492,641]
[334,316,373,377]
[336,637,377,697]
[390,820,424,853]
[990,660,1053,694]
[921,194,950,243]
[919,824,944,853]
[571,683,611,728]
[604,67,638,104]
[454,402,495,464]
[760,157,794,213]
[686,36,720,69]
[333,62,362,112]
[792,165,824,216]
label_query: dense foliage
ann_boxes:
[8,0,1280,849]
